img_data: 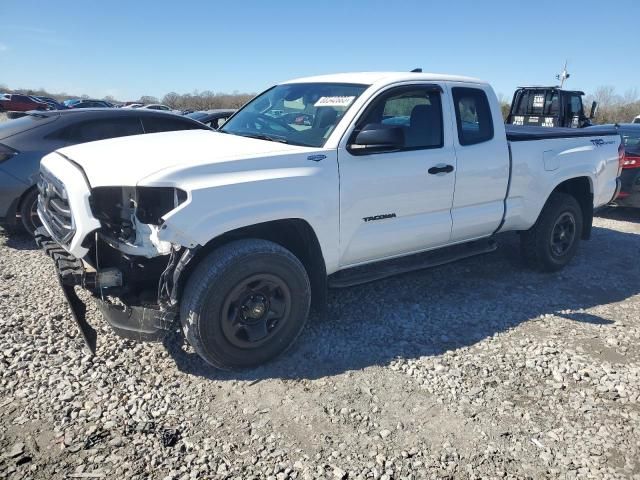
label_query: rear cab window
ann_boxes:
[452,87,494,146]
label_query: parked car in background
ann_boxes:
[0,109,212,234]
[63,99,82,108]
[140,104,171,111]
[185,109,236,129]
[32,96,67,110]
[68,99,113,109]
[123,103,144,109]
[607,124,640,207]
[140,104,183,115]
[633,115,640,124]
[0,94,50,112]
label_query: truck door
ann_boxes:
[449,85,510,242]
[337,83,456,266]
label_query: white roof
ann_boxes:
[282,71,487,86]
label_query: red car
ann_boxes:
[0,93,50,112]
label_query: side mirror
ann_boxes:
[349,124,404,154]
[590,101,598,119]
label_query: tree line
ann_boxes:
[2,83,639,122]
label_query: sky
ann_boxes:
[1,0,638,102]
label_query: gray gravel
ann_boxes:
[0,208,639,479]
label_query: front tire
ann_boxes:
[520,192,583,272]
[180,239,311,369]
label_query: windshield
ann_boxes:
[220,82,368,147]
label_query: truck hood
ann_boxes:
[55,130,318,187]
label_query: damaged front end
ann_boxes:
[37,178,198,353]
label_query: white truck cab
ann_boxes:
[36,72,623,369]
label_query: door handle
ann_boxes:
[428,164,454,175]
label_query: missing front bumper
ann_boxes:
[35,228,177,353]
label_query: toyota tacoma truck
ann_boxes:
[35,72,623,369]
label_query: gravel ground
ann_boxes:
[0,209,639,479]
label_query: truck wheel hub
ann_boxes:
[242,295,268,320]
[550,212,576,256]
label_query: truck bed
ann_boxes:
[506,125,619,142]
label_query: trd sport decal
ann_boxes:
[363,213,397,222]
[590,138,615,147]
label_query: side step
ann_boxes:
[328,238,497,288]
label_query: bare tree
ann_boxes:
[138,95,159,105]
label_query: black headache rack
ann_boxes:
[34,228,178,354]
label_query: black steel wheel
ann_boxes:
[549,212,576,257]
[180,239,311,369]
[221,273,292,349]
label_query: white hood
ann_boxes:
[55,130,315,187]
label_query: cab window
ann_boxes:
[452,87,494,146]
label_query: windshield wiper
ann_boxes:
[239,133,290,144]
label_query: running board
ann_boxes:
[328,239,497,288]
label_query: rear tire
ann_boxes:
[180,239,311,369]
[520,192,583,272]
[19,188,42,236]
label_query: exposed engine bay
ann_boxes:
[89,186,188,258]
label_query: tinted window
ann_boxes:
[356,86,443,150]
[141,116,203,133]
[544,92,559,115]
[569,95,583,115]
[55,118,143,143]
[621,129,640,155]
[452,87,494,146]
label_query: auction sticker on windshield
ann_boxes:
[314,96,356,108]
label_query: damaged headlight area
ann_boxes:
[89,186,188,257]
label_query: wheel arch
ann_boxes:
[549,176,593,240]
[16,184,38,214]
[179,218,328,312]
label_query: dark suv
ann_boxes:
[0,109,211,234]
[614,124,640,208]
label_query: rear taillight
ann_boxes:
[618,144,625,174]
[622,155,640,169]
[0,144,18,163]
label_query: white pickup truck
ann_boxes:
[35,72,623,369]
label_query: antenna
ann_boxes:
[555,60,570,88]
[411,68,422,73]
